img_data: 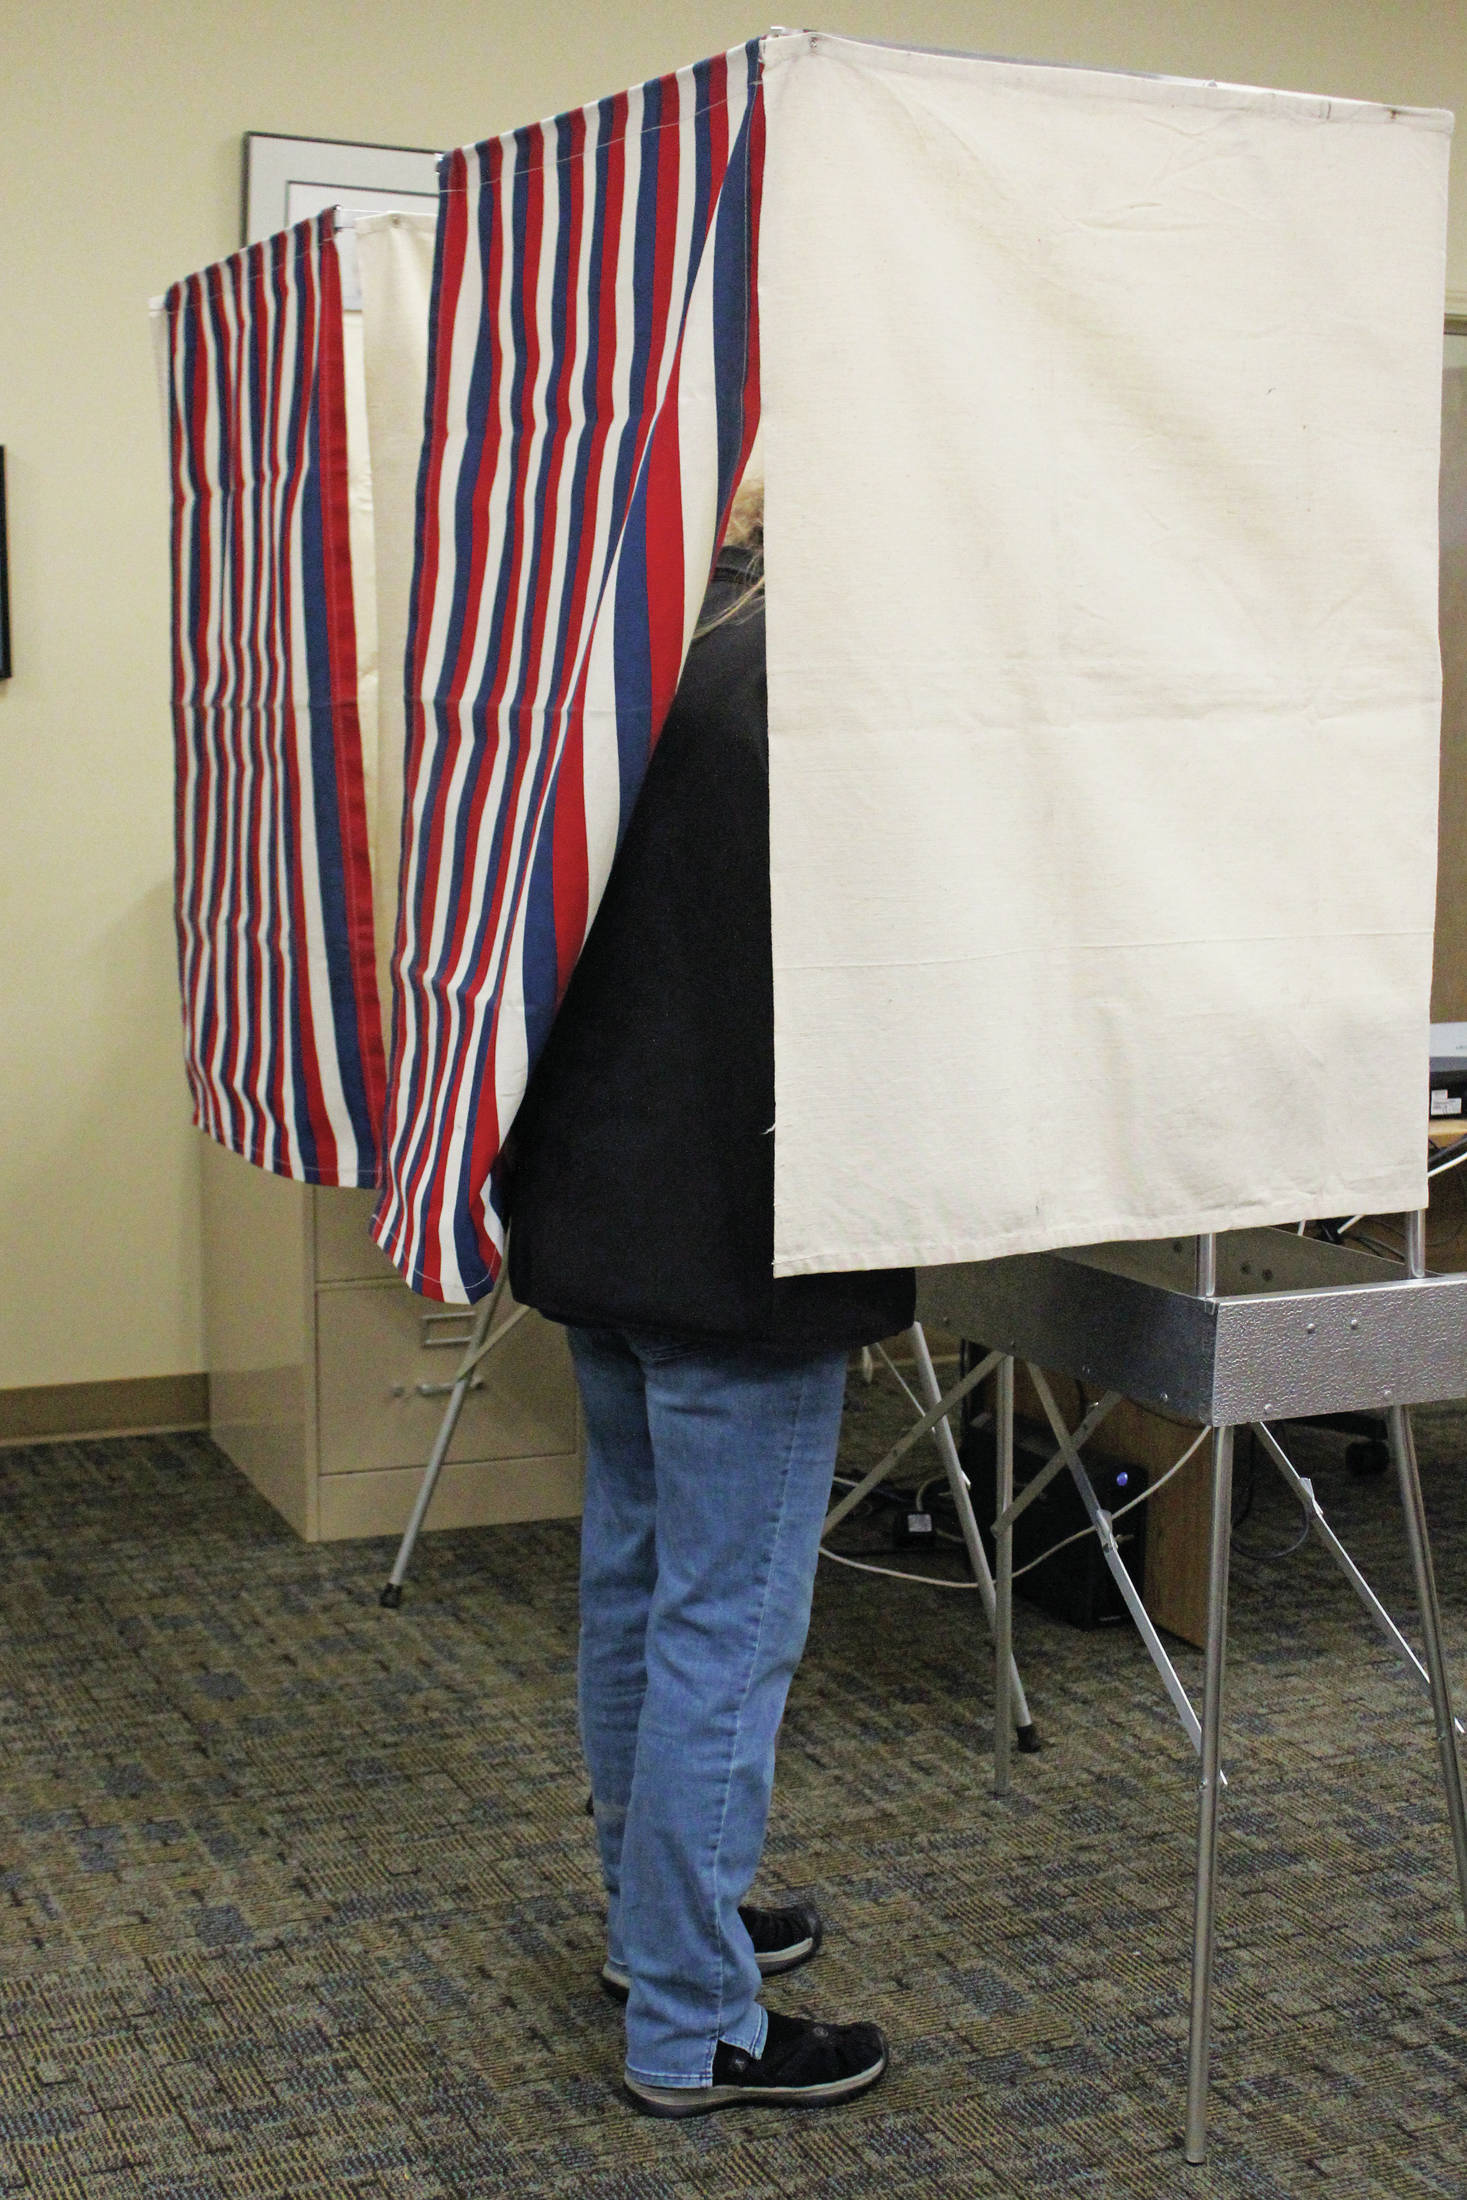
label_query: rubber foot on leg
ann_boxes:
[1016,1723,1041,1754]
[379,1582,404,1609]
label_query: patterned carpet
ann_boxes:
[1,1372,1465,2198]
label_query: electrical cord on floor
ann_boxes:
[840,1315,1341,1596]
[1231,1456,1313,1563]
[1231,1435,1257,1530]
[911,1477,969,1546]
[827,1470,912,1520]
[821,1472,979,1589]
[822,1421,1213,1590]
[1003,1425,1209,1581]
[817,1544,982,1590]
[1229,1429,1313,1562]
[1232,1511,1313,1564]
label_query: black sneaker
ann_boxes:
[600,1901,822,2002]
[624,2008,889,2117]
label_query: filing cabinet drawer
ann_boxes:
[314,1186,400,1284]
[316,1280,578,1474]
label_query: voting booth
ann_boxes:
[156,31,1462,2162]
[160,32,1450,1296]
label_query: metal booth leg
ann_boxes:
[379,1274,511,1609]
[1185,1423,1235,2165]
[1386,1402,1467,1925]
[1389,1208,1467,1922]
[994,1355,1016,1797]
[904,1327,1036,1752]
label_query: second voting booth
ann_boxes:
[157,31,1462,2161]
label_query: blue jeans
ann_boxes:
[568,1326,848,2088]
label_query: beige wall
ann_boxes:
[2,0,1465,1392]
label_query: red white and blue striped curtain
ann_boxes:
[163,213,385,1187]
[371,42,765,1300]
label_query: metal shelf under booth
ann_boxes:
[917,1223,1467,2164]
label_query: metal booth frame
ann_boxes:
[919,1217,1467,2163]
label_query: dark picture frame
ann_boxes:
[240,132,439,248]
[0,448,11,681]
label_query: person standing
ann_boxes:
[507,478,912,2115]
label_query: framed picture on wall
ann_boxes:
[0,447,11,682]
[241,132,440,249]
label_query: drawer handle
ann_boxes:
[420,1313,476,1351]
[392,1377,486,1399]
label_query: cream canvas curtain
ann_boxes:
[760,32,1452,1275]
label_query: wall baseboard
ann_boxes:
[0,1373,209,1446]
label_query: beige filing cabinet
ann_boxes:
[200,1136,582,1541]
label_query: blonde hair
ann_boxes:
[722,466,764,552]
[695,459,764,637]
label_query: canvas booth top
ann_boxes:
[154,29,1454,1306]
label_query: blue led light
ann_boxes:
[1115,1471,1129,1487]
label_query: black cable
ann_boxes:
[828,1471,912,1520]
[1232,1506,1312,1564]
[1230,1429,1258,1530]
[1230,1428,1312,1562]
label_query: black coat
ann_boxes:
[506,550,915,1353]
